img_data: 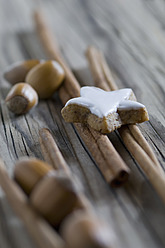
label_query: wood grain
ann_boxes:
[0,0,165,248]
[0,159,65,248]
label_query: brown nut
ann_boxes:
[4,59,40,85]
[30,171,78,227]
[14,157,52,195]
[5,83,38,115]
[25,60,65,99]
[61,210,113,248]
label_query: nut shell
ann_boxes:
[5,83,38,115]
[25,60,65,99]
[4,59,40,85]
[61,211,113,248]
[14,158,52,195]
[30,171,78,226]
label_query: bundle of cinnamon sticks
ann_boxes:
[34,10,165,204]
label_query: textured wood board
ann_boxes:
[0,0,165,248]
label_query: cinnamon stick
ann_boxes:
[39,128,94,211]
[86,46,163,173]
[98,51,118,91]
[74,123,129,186]
[86,46,165,203]
[0,159,65,248]
[119,126,165,204]
[128,124,161,168]
[39,129,70,175]
[86,46,110,91]
[34,10,130,186]
[34,10,80,99]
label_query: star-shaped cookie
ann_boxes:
[61,86,149,133]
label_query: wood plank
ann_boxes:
[0,193,36,248]
[0,0,165,247]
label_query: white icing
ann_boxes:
[65,86,145,117]
[118,100,145,110]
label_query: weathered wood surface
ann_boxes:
[0,0,165,247]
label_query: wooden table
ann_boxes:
[0,0,165,247]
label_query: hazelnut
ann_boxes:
[30,171,78,227]
[25,60,65,99]
[4,59,40,85]
[14,158,53,195]
[61,210,113,248]
[5,83,38,115]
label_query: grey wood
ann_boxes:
[0,0,165,247]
